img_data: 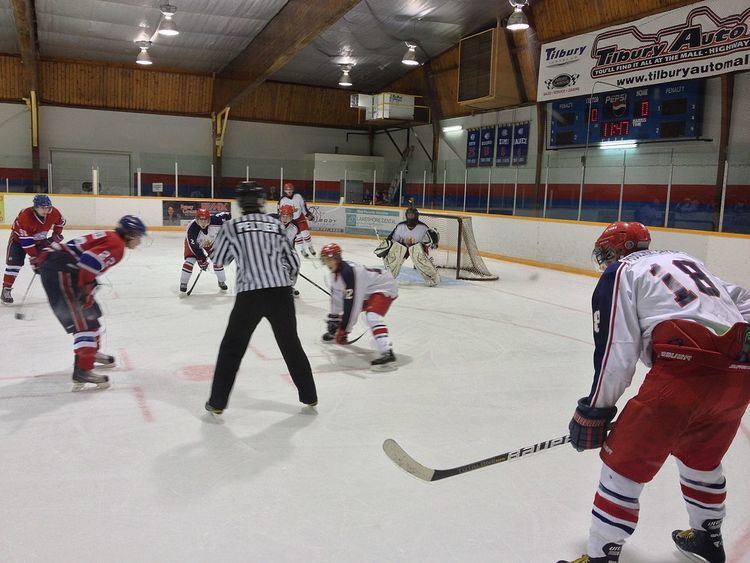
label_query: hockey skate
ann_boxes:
[293,289,300,297]
[179,282,188,293]
[218,281,228,291]
[309,246,316,256]
[321,331,335,342]
[371,350,396,367]
[72,366,110,392]
[557,543,622,563]
[204,401,223,416]
[300,248,310,258]
[672,519,725,563]
[1,287,12,304]
[94,352,116,368]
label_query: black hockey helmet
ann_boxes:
[236,181,266,212]
[405,206,419,227]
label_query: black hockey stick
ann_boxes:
[14,273,38,320]
[299,272,330,296]
[186,269,203,296]
[383,434,571,482]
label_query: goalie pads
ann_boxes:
[410,243,440,287]
[382,240,408,279]
[374,239,392,258]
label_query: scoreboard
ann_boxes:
[548,79,704,149]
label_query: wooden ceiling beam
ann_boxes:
[212,0,360,112]
[10,0,39,92]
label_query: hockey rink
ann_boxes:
[1,229,749,563]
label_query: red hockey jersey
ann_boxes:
[11,207,66,257]
[61,231,125,287]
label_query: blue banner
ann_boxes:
[478,126,496,167]
[466,129,479,167]
[512,122,530,166]
[495,124,513,167]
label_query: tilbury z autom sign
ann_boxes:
[538,0,750,101]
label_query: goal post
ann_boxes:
[420,212,498,281]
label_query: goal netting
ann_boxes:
[420,213,498,281]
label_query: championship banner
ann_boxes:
[466,129,480,167]
[538,0,750,101]
[478,126,496,167]
[512,122,530,166]
[162,200,231,227]
[495,124,513,167]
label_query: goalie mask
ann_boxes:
[405,207,419,228]
[593,221,651,271]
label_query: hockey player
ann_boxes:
[35,215,147,391]
[320,242,398,366]
[268,204,301,297]
[2,194,66,304]
[180,208,231,293]
[278,182,315,257]
[376,207,439,286]
[558,221,750,563]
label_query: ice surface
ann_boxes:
[1,230,748,562]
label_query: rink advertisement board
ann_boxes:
[344,208,401,237]
[162,200,231,226]
[538,0,750,101]
[307,205,345,234]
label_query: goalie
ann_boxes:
[375,207,440,286]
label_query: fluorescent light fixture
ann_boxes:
[338,66,353,87]
[401,43,419,66]
[507,1,529,31]
[442,125,463,133]
[135,40,152,65]
[158,4,179,36]
[599,140,638,150]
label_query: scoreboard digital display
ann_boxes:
[548,79,704,149]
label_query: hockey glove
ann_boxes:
[335,328,349,345]
[305,211,314,220]
[568,397,617,452]
[50,233,64,243]
[197,259,209,271]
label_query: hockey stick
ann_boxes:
[382,434,571,482]
[299,272,330,296]
[186,269,203,296]
[14,273,38,320]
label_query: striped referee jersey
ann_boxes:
[212,213,300,292]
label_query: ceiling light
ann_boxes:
[135,40,152,65]
[507,1,529,31]
[599,140,638,150]
[401,43,419,66]
[442,125,463,133]
[338,66,353,87]
[158,4,179,36]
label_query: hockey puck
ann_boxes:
[14,312,25,320]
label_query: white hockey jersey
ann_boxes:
[329,261,398,332]
[387,221,429,247]
[185,212,231,258]
[267,213,299,245]
[278,193,309,221]
[589,249,750,409]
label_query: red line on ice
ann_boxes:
[133,385,154,422]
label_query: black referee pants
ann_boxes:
[208,286,317,409]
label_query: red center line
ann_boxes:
[118,347,133,371]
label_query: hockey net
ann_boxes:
[420,213,498,281]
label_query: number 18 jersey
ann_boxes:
[590,249,750,408]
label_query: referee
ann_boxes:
[205,181,317,415]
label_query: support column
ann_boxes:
[713,74,734,230]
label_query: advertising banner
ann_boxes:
[495,124,513,167]
[162,200,231,227]
[538,0,750,101]
[478,126,496,167]
[344,207,401,237]
[512,122,530,166]
[466,129,480,167]
[307,205,345,234]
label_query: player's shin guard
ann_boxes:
[587,463,643,558]
[181,257,196,285]
[73,330,99,371]
[3,265,20,288]
[676,459,727,529]
[213,264,226,284]
[365,311,391,354]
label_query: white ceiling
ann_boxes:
[0,0,512,92]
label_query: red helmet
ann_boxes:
[195,209,210,221]
[279,204,295,217]
[593,221,651,270]
[320,243,342,259]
